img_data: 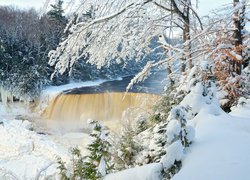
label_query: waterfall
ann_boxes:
[42,92,160,129]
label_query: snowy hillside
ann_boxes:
[104,94,250,180]
[173,103,250,180]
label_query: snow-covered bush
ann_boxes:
[242,66,250,97]
[110,123,142,171]
[57,120,113,179]
[213,58,245,111]
[150,87,183,124]
[127,104,195,178]
[161,105,195,179]
[151,62,213,123]
[133,63,214,176]
[138,122,168,164]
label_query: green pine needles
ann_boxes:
[47,0,67,24]
[57,120,113,180]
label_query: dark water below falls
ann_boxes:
[64,70,167,95]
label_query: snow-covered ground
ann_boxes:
[105,95,250,180]
[0,79,119,179]
[104,163,163,180]
[173,103,250,180]
[0,120,92,179]
[230,98,250,119]
[0,102,92,179]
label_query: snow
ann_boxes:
[0,102,31,121]
[230,98,250,118]
[200,60,209,70]
[180,83,214,116]
[0,102,92,179]
[166,120,181,143]
[229,50,243,61]
[1,80,250,179]
[0,118,68,179]
[105,86,250,180]
[104,163,163,180]
[168,106,187,121]
[98,157,107,177]
[173,102,250,180]
[0,86,13,106]
[185,125,195,143]
[160,140,184,169]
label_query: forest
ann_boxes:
[0,0,250,179]
[0,2,150,100]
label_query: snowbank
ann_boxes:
[0,116,91,179]
[105,88,250,180]
[0,119,69,179]
[230,98,250,118]
[104,163,163,180]
[173,104,250,180]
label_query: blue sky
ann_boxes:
[0,0,230,16]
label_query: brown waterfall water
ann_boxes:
[42,92,160,130]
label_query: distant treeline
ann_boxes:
[0,2,156,100]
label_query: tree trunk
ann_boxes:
[171,0,192,72]
[233,0,245,74]
[183,16,192,70]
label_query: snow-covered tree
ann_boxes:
[160,105,195,179]
[48,0,203,81]
[47,0,67,24]
[0,7,50,100]
[111,123,142,171]
[233,0,246,74]
[57,120,113,179]
[197,0,250,110]
[0,6,70,100]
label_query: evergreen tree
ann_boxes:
[47,0,67,24]
[160,105,195,179]
[58,120,113,180]
[111,124,142,170]
[81,120,113,179]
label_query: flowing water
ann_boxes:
[42,73,165,130]
[43,92,160,129]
